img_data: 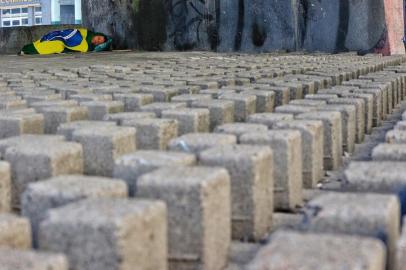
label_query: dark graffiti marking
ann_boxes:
[166,0,216,49]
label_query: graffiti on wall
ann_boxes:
[166,0,219,50]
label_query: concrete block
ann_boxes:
[191,99,235,131]
[69,94,112,103]
[103,112,155,125]
[354,88,383,127]
[240,90,275,113]
[139,102,187,117]
[306,192,400,270]
[199,145,273,241]
[38,198,167,270]
[30,100,78,110]
[247,231,386,270]
[137,166,230,270]
[162,108,210,135]
[387,130,406,144]
[72,126,136,176]
[214,123,268,142]
[139,86,178,102]
[328,98,366,143]
[318,104,356,153]
[56,121,116,141]
[395,121,406,130]
[0,113,44,139]
[289,99,327,107]
[0,249,68,270]
[273,120,324,188]
[113,93,154,111]
[4,140,83,207]
[80,101,124,120]
[39,106,88,134]
[169,133,237,154]
[304,94,338,101]
[240,130,303,211]
[372,144,406,161]
[114,151,196,196]
[296,111,343,170]
[0,213,31,249]
[275,105,316,115]
[0,162,11,212]
[0,99,26,110]
[122,118,178,150]
[396,216,406,270]
[200,89,236,99]
[22,175,128,244]
[342,92,374,134]
[219,93,256,122]
[171,94,213,106]
[247,113,294,128]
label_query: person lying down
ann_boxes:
[19,28,112,55]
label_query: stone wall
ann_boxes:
[80,0,404,54]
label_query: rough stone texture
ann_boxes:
[0,249,69,270]
[162,108,210,135]
[297,111,343,170]
[0,113,44,139]
[386,130,406,143]
[103,112,156,125]
[396,216,406,270]
[247,113,294,129]
[114,151,196,196]
[38,198,168,270]
[247,231,386,270]
[199,145,273,241]
[219,94,257,122]
[168,133,237,154]
[191,99,235,131]
[240,130,303,211]
[56,121,116,141]
[3,140,84,207]
[273,120,324,188]
[71,126,136,176]
[372,144,406,161]
[81,101,124,121]
[21,175,128,244]
[140,102,187,117]
[0,162,11,212]
[214,123,268,142]
[306,192,400,270]
[137,166,231,270]
[122,118,178,150]
[0,213,31,249]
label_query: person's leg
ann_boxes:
[20,43,39,55]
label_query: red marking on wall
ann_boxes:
[383,0,405,55]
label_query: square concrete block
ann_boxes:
[219,93,256,122]
[0,162,11,212]
[386,130,406,144]
[0,213,31,249]
[69,94,112,103]
[275,104,316,115]
[247,231,386,270]
[372,144,406,161]
[103,112,156,125]
[214,123,268,142]
[0,113,44,139]
[306,192,400,270]
[247,113,294,128]
[191,99,235,131]
[240,130,303,211]
[38,198,167,270]
[0,99,26,110]
[139,86,179,102]
[72,126,136,176]
[318,104,356,153]
[22,175,128,243]
[162,108,210,135]
[249,86,290,106]
[168,133,237,154]
[113,93,154,111]
[114,150,196,196]
[80,101,124,120]
[342,92,374,134]
[137,166,230,270]
[4,140,84,207]
[0,249,68,270]
[396,216,406,270]
[171,94,213,106]
[240,90,275,113]
[39,106,89,134]
[289,99,327,107]
[56,121,116,140]
[328,98,365,143]
[296,111,343,170]
[139,102,187,117]
[273,120,324,188]
[354,88,383,127]
[199,145,273,241]
[122,118,178,150]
